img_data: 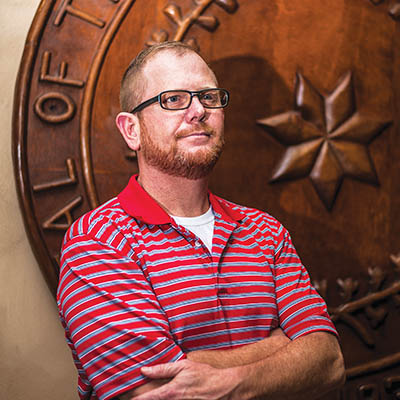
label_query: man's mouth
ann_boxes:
[177,126,214,139]
[180,131,211,138]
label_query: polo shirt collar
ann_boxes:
[208,192,243,224]
[118,174,242,225]
[118,175,172,224]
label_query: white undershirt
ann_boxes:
[171,206,215,253]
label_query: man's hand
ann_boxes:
[131,360,240,400]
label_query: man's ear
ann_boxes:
[115,112,141,151]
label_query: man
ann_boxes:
[57,41,345,400]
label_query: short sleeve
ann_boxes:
[57,234,186,400]
[273,226,337,339]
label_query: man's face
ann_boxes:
[135,50,225,180]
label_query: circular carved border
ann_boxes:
[12,0,400,392]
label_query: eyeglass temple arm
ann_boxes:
[130,95,159,114]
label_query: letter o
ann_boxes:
[34,91,76,124]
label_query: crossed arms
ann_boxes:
[120,329,345,400]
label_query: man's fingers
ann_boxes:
[141,361,185,379]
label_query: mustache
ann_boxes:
[176,124,215,138]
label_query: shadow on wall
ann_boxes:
[208,55,291,214]
[207,55,361,296]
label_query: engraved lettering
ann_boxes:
[42,196,83,230]
[34,92,76,124]
[33,158,78,192]
[54,0,106,28]
[40,51,84,88]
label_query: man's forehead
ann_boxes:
[141,49,216,84]
[143,49,205,72]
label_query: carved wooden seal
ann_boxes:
[12,1,400,397]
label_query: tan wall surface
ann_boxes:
[0,1,77,399]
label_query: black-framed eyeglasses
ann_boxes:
[130,88,229,113]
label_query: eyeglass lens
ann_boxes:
[160,89,228,110]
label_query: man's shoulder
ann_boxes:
[64,196,135,243]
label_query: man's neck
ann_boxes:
[137,169,210,217]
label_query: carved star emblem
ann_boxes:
[257,72,391,210]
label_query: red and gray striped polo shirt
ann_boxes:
[57,175,337,400]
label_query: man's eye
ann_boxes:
[161,92,189,109]
[201,92,219,104]
[165,95,181,103]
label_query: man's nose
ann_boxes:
[184,95,206,123]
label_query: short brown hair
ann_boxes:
[119,41,201,112]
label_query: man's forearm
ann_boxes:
[120,331,290,399]
[230,332,345,400]
[188,331,345,400]
[132,331,345,400]
[122,331,345,400]
[187,331,291,368]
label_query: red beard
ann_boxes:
[139,119,224,180]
